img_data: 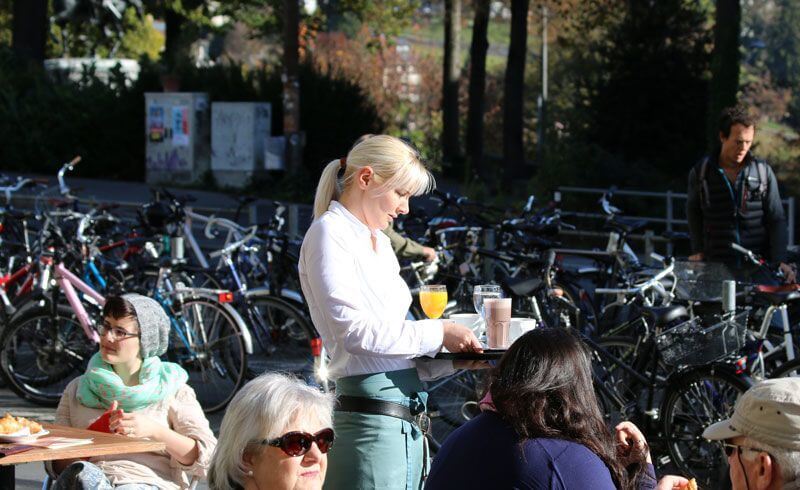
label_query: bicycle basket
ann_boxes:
[655,310,748,366]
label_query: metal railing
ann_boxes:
[8,193,314,246]
[557,186,796,255]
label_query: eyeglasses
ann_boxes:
[722,443,769,458]
[256,428,335,457]
[96,324,140,341]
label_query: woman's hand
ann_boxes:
[109,409,164,440]
[443,321,483,353]
[656,475,691,489]
[615,421,652,464]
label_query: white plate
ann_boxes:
[0,428,50,443]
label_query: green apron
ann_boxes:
[325,368,429,490]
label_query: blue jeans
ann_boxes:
[53,461,159,490]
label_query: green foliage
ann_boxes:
[549,0,712,190]
[0,48,383,202]
[338,0,420,40]
[119,11,165,60]
[0,0,10,47]
[48,7,163,59]
[0,48,154,180]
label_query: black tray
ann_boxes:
[431,349,507,360]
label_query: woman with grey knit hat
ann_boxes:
[50,294,217,490]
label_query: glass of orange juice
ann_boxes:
[420,285,448,319]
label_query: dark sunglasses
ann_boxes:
[722,443,768,458]
[259,428,335,457]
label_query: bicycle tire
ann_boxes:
[0,304,95,406]
[660,366,751,489]
[244,295,322,387]
[768,356,800,378]
[537,280,595,333]
[425,370,487,436]
[167,296,247,413]
[591,336,641,424]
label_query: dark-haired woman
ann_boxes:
[51,294,216,490]
[425,328,690,490]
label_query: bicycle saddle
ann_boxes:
[641,305,689,327]
[505,276,543,297]
[753,284,800,305]
[606,216,649,234]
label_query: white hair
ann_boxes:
[740,437,800,484]
[208,373,335,490]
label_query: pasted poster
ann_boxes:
[172,106,190,147]
[148,105,165,142]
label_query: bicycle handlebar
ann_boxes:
[57,156,81,197]
[208,226,259,259]
[730,242,764,267]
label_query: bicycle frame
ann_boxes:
[52,261,104,343]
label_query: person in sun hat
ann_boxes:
[703,377,800,489]
[50,293,216,490]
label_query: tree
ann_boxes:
[503,0,530,179]
[283,0,302,174]
[12,0,48,63]
[442,0,461,171]
[708,0,740,147]
[466,0,490,177]
[577,0,711,185]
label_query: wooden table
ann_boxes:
[0,423,166,489]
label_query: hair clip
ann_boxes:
[337,157,346,179]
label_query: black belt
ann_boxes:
[335,395,431,433]
[336,394,432,480]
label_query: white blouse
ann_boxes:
[299,200,444,380]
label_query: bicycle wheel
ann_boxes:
[0,304,95,405]
[768,357,800,378]
[425,370,487,440]
[591,336,641,424]
[661,367,751,488]
[245,295,320,386]
[168,296,247,413]
[537,280,595,333]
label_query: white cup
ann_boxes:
[448,313,484,340]
[509,317,537,343]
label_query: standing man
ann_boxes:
[686,104,795,282]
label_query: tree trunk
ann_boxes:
[708,0,740,148]
[284,0,303,174]
[164,7,186,71]
[503,0,530,180]
[12,0,48,64]
[467,0,490,178]
[442,0,462,172]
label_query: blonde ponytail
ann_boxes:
[312,135,435,220]
[313,159,343,219]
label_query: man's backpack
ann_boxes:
[698,157,768,209]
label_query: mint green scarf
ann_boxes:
[77,352,189,411]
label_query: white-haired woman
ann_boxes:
[299,135,482,489]
[208,373,335,490]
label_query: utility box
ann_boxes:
[211,102,272,188]
[145,92,210,186]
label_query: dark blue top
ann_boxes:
[425,412,657,490]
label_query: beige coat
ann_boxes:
[55,377,217,490]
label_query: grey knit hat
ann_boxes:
[122,293,170,358]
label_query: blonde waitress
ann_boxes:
[299,135,481,489]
